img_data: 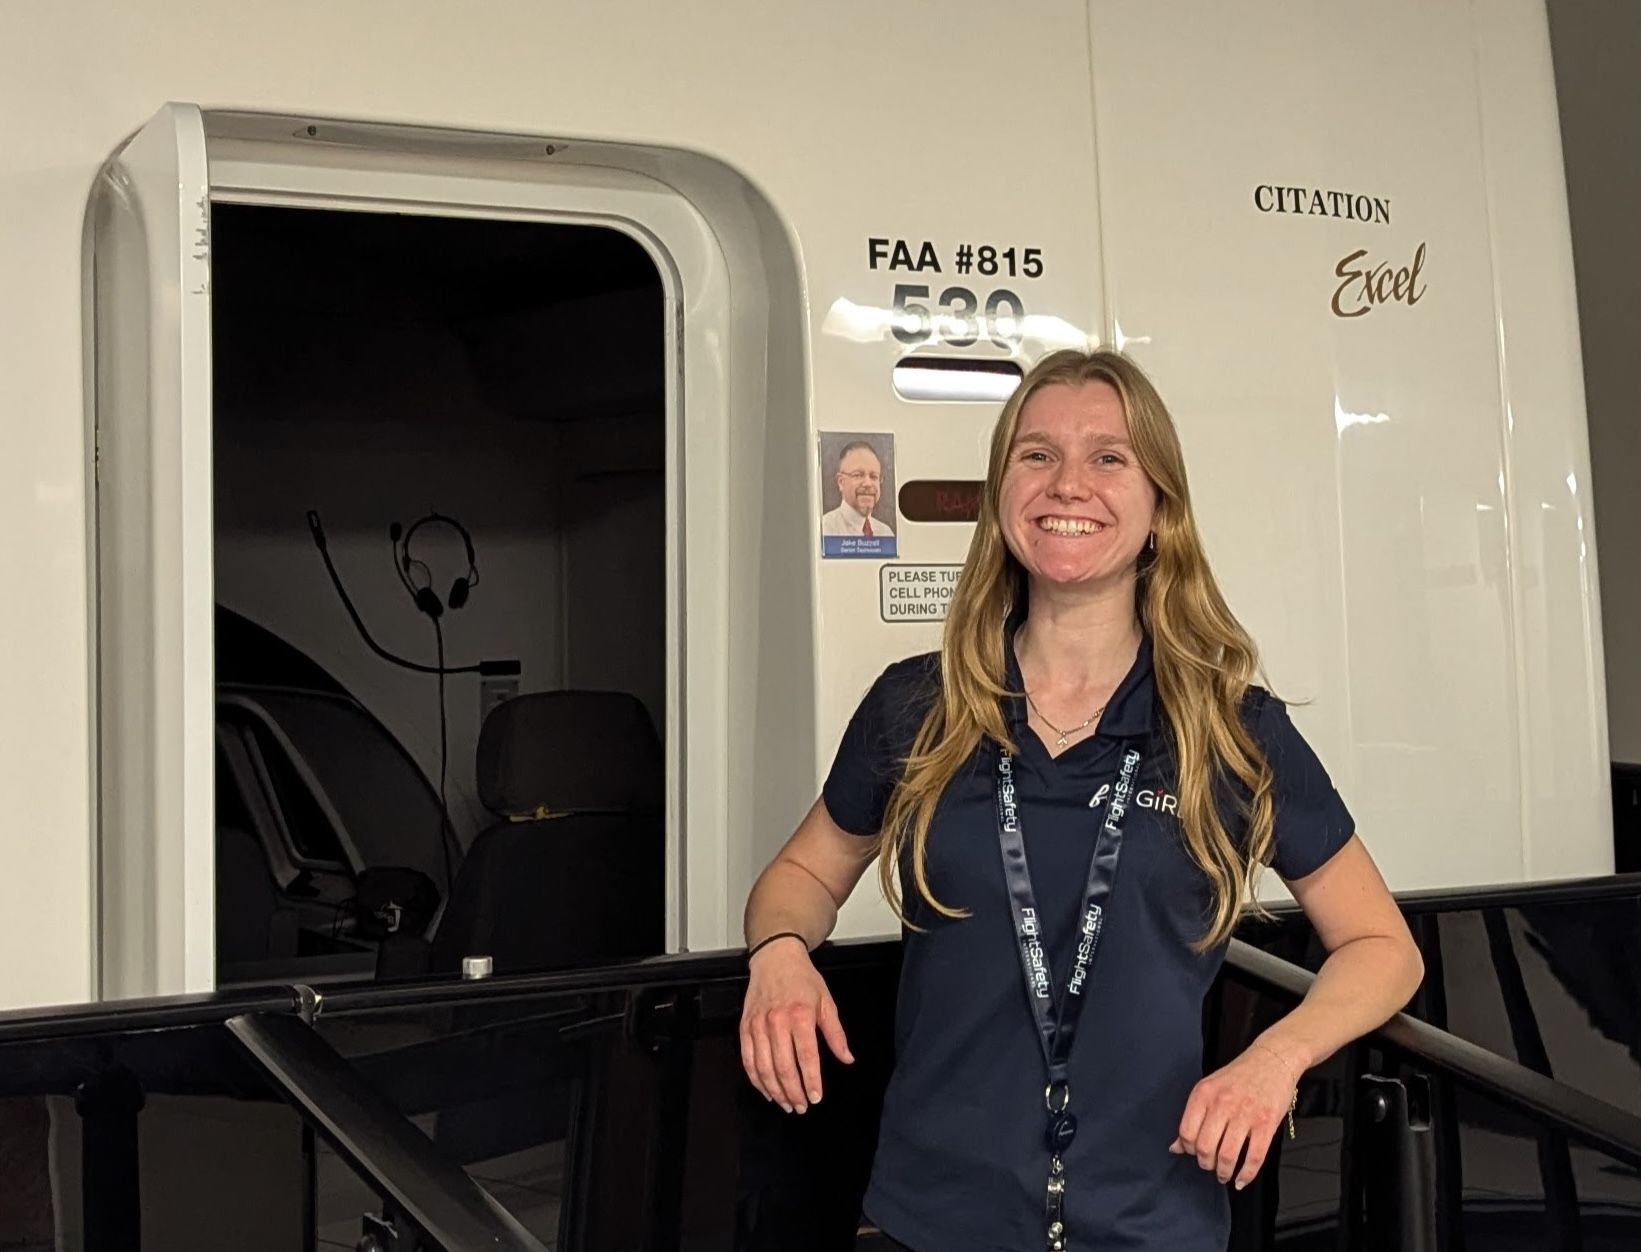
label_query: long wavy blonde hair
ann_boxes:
[878,348,1276,953]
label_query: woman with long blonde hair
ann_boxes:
[741,349,1422,1251]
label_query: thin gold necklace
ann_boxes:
[1024,691,1107,748]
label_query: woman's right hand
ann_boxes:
[739,937,855,1113]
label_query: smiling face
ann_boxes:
[836,445,883,516]
[999,380,1159,590]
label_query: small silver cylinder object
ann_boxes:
[462,955,494,980]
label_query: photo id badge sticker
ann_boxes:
[818,431,899,559]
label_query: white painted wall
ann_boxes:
[1546,0,1641,764]
[0,0,1609,1009]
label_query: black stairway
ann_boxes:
[1,875,1639,1250]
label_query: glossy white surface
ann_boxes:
[1474,0,1609,878]
[10,3,1111,1000]
[90,103,217,997]
[1085,0,1608,891]
[0,0,1609,1007]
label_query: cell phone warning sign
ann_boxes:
[880,564,962,623]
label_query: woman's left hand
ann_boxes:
[1169,1041,1299,1190]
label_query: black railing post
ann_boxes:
[1356,1073,1437,1252]
[1481,908,1584,1251]
[1341,1041,1367,1251]
[75,1067,146,1252]
[639,986,700,1252]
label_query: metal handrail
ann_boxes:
[10,919,1641,1182]
[0,938,898,1042]
[227,1012,548,1252]
[1223,938,1641,1171]
[10,873,1639,1042]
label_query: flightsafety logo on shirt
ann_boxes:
[1088,783,1178,816]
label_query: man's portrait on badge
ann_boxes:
[819,432,898,559]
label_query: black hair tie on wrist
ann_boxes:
[747,931,807,962]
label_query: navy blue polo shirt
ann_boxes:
[822,625,1355,1252]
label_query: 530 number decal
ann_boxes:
[892,284,1026,348]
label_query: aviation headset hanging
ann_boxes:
[391,511,480,621]
[390,510,483,902]
[305,509,509,680]
[303,507,509,900]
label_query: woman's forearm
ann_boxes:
[1251,934,1425,1075]
[742,857,842,949]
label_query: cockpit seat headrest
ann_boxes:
[476,690,662,818]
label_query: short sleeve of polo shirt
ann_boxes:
[1251,693,1357,880]
[822,655,940,837]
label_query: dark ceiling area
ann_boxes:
[209,202,667,424]
[211,202,661,322]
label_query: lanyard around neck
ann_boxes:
[995,743,1140,1078]
[994,741,1143,1252]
